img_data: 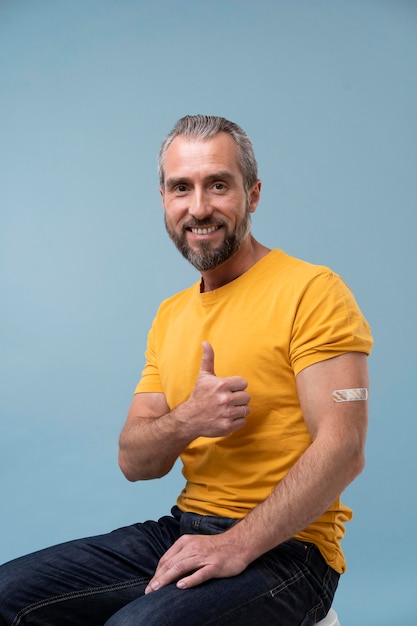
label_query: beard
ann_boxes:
[165,209,251,272]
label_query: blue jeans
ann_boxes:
[0,507,339,625]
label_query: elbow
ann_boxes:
[354,447,366,478]
[345,443,366,485]
[118,450,171,482]
[326,430,366,487]
[118,452,141,482]
[336,420,367,484]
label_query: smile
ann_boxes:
[189,226,221,235]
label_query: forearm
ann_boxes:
[145,433,365,594]
[226,434,364,563]
[118,404,194,481]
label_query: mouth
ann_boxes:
[188,225,222,236]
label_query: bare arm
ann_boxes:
[225,351,369,557]
[146,351,369,592]
[118,391,191,480]
[118,342,251,480]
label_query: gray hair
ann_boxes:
[158,115,258,192]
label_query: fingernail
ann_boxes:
[145,581,159,594]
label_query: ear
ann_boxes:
[248,180,262,214]
[159,186,165,208]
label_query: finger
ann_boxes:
[145,537,190,593]
[238,405,249,419]
[145,552,199,594]
[228,377,249,393]
[199,341,215,375]
[231,390,251,406]
[176,564,216,590]
[230,405,249,426]
[149,540,183,580]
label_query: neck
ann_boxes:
[199,236,270,292]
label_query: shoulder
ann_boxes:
[153,281,200,321]
[260,249,339,291]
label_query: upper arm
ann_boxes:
[125,392,170,423]
[296,352,369,449]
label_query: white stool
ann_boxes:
[316,608,340,625]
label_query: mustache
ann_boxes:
[182,218,226,230]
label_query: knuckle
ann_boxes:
[172,561,186,575]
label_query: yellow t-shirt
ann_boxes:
[135,250,373,573]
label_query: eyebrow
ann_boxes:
[165,170,237,190]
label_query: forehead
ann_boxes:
[163,133,242,181]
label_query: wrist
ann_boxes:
[224,518,265,564]
[170,400,201,442]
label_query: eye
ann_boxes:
[175,184,188,193]
[213,182,226,191]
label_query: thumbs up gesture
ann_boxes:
[183,342,251,439]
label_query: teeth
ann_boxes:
[191,226,219,235]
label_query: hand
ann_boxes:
[144,531,250,594]
[180,342,251,439]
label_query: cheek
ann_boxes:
[164,207,186,233]
[165,197,188,218]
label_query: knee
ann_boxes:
[104,598,163,626]
[0,560,22,625]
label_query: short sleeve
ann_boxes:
[290,270,373,376]
[134,319,164,394]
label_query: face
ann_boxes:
[160,133,260,272]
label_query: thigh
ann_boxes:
[104,539,339,626]
[0,515,180,626]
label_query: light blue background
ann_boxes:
[1,1,416,624]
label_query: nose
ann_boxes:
[189,188,213,220]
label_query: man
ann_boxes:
[0,115,373,625]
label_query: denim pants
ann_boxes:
[0,506,339,626]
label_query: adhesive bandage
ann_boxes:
[332,388,368,402]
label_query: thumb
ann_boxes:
[199,342,215,376]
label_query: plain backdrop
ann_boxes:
[1,1,416,624]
